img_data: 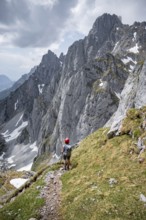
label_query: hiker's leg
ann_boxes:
[67,156,71,170]
[68,158,71,167]
[66,159,69,170]
[65,159,68,170]
[63,155,67,170]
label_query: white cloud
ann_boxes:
[0,46,49,80]
[29,0,59,8]
[69,0,98,35]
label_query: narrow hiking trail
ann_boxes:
[39,169,64,220]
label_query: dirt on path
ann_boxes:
[39,169,64,220]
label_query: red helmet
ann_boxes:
[65,137,70,144]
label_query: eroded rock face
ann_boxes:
[135,61,146,108]
[38,53,128,154]
[106,61,146,135]
[0,50,62,169]
[0,13,146,168]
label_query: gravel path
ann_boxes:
[39,169,64,220]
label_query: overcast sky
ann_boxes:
[0,0,146,80]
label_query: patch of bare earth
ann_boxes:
[39,169,64,220]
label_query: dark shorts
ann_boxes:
[63,155,71,160]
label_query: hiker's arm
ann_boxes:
[71,143,79,149]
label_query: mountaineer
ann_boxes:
[62,138,72,170]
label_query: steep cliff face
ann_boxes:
[0,13,146,170]
[36,14,128,154]
[0,50,62,169]
[38,53,128,155]
[106,20,146,135]
[106,61,146,136]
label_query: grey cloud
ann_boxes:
[116,0,146,24]
[0,0,30,25]
[0,0,78,47]
[0,0,15,24]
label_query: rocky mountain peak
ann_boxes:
[59,52,65,63]
[91,13,123,35]
[41,50,60,68]
[63,14,124,74]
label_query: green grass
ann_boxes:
[0,163,62,220]
[61,124,146,220]
[0,175,45,220]
[0,171,26,197]
[31,152,51,171]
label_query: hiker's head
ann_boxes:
[65,137,70,144]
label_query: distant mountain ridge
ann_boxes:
[0,66,37,100]
[0,13,146,170]
[0,75,14,92]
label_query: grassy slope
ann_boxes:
[0,171,26,197]
[1,108,146,219]
[61,108,146,220]
[0,163,61,220]
[0,173,45,220]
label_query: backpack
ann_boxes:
[63,144,72,157]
